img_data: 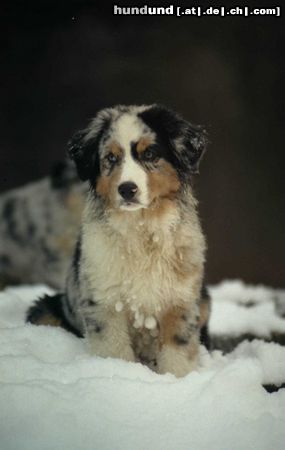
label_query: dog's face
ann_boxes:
[68,105,207,211]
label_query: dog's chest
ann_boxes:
[84,223,192,314]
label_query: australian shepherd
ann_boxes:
[27,104,210,377]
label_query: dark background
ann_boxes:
[1,1,284,286]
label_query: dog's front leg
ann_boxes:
[84,308,135,362]
[157,306,199,377]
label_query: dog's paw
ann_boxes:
[157,345,198,377]
[88,339,136,363]
[118,346,136,363]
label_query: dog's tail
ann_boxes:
[26,293,83,337]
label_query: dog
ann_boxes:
[27,104,210,377]
[0,160,85,289]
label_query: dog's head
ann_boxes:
[68,105,208,211]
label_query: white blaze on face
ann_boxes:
[113,113,153,209]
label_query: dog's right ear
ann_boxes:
[67,114,111,182]
[67,129,96,181]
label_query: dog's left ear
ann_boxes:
[139,105,208,176]
[181,121,208,174]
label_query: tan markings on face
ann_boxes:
[109,141,123,158]
[101,141,123,172]
[96,167,122,207]
[137,160,180,219]
[136,137,154,154]
[148,160,181,202]
[96,141,125,204]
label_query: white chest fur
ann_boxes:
[82,206,205,320]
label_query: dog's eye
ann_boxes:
[106,153,118,164]
[143,147,157,161]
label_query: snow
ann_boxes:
[210,280,285,338]
[144,315,157,329]
[115,300,124,312]
[0,281,285,450]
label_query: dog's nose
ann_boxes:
[118,182,138,201]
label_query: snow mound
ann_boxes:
[210,280,285,338]
[0,282,285,450]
